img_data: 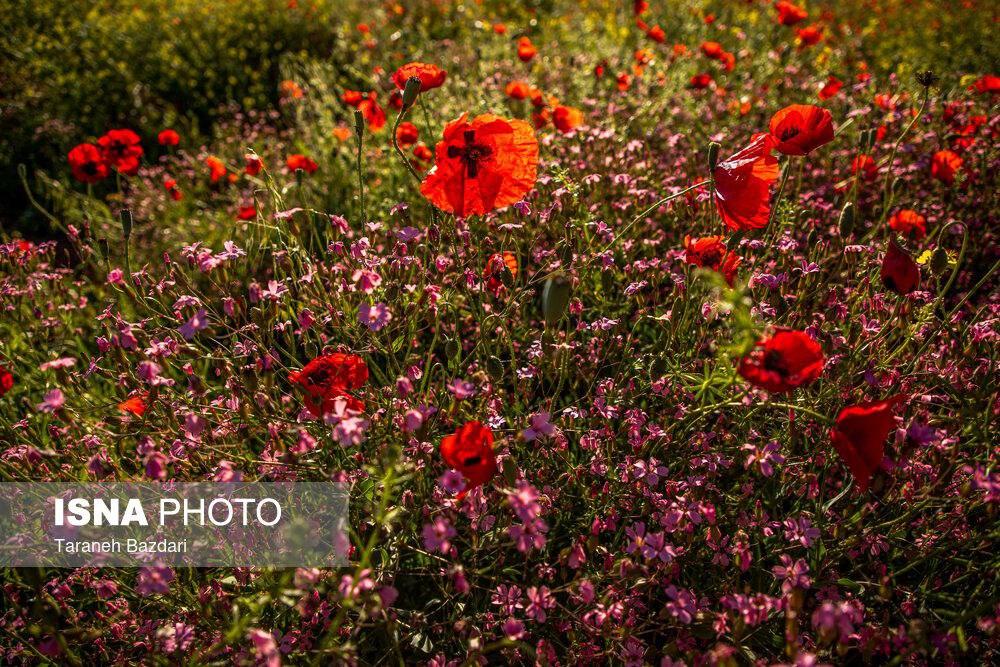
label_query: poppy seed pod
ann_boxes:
[542,273,572,326]
[401,76,422,110]
[353,109,364,135]
[708,142,721,172]
[838,201,855,237]
[915,70,939,88]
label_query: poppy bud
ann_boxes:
[401,76,422,110]
[806,227,818,248]
[353,109,364,135]
[542,273,572,326]
[120,209,133,241]
[880,239,920,295]
[930,246,949,275]
[708,142,721,172]
[838,202,855,237]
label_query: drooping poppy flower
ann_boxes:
[647,25,665,43]
[440,421,497,499]
[796,24,823,47]
[971,74,1000,95]
[163,178,182,201]
[516,36,537,62]
[67,144,109,184]
[768,105,835,156]
[289,353,369,417]
[831,395,906,491]
[552,105,584,133]
[505,81,531,100]
[700,41,724,60]
[97,129,143,175]
[484,251,519,296]
[206,156,227,183]
[358,92,387,132]
[392,62,447,92]
[237,204,257,220]
[851,155,878,181]
[683,235,742,286]
[930,150,962,185]
[880,239,920,295]
[713,133,780,231]
[737,329,824,394]
[395,121,419,147]
[118,394,148,416]
[420,113,538,218]
[0,363,12,396]
[775,1,807,26]
[157,129,180,146]
[818,76,843,101]
[690,73,713,89]
[888,209,927,240]
[287,154,319,174]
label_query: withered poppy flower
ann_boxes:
[287,154,319,174]
[67,144,109,184]
[775,1,807,26]
[359,92,387,132]
[880,239,920,295]
[552,105,584,133]
[289,353,368,417]
[157,129,180,146]
[713,133,780,231]
[395,121,419,147]
[831,395,906,491]
[796,24,823,47]
[484,251,518,296]
[700,41,724,59]
[690,73,713,89]
[440,420,497,499]
[768,104,834,156]
[420,113,538,218]
[517,36,537,62]
[931,150,962,185]
[392,62,446,92]
[118,395,148,416]
[737,329,824,393]
[505,81,531,100]
[206,156,227,183]
[888,209,927,240]
[97,129,143,175]
[0,363,12,396]
[818,76,843,101]
[647,25,665,43]
[684,235,742,286]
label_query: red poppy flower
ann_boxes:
[516,36,537,62]
[505,81,531,100]
[737,329,824,393]
[552,105,584,133]
[831,395,906,491]
[342,90,364,107]
[700,41,724,60]
[888,209,927,240]
[493,23,507,34]
[713,133,780,231]
[818,76,843,101]
[157,129,180,146]
[930,150,962,185]
[796,24,823,47]
[358,92,386,132]
[420,113,538,218]
[412,143,433,162]
[484,251,518,296]
[163,178,182,201]
[237,204,257,220]
[392,62,446,92]
[634,0,648,14]
[647,25,665,43]
[395,121,420,147]
[851,155,878,181]
[289,353,368,417]
[245,155,264,176]
[67,143,109,184]
[690,73,713,89]
[97,129,143,175]
[880,239,920,295]
[205,156,227,183]
[118,395,148,416]
[0,363,13,396]
[287,154,319,174]
[972,74,1000,95]
[440,421,497,499]
[617,73,632,91]
[684,235,742,286]
[768,104,834,156]
[775,1,807,26]
[719,51,736,72]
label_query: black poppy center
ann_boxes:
[462,454,482,466]
[779,125,801,141]
[447,130,493,178]
[762,349,789,376]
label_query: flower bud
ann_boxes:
[120,209,133,241]
[401,76,422,110]
[542,273,571,326]
[838,201,855,238]
[708,142,721,173]
[930,246,949,275]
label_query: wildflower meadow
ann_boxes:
[1,0,999,664]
